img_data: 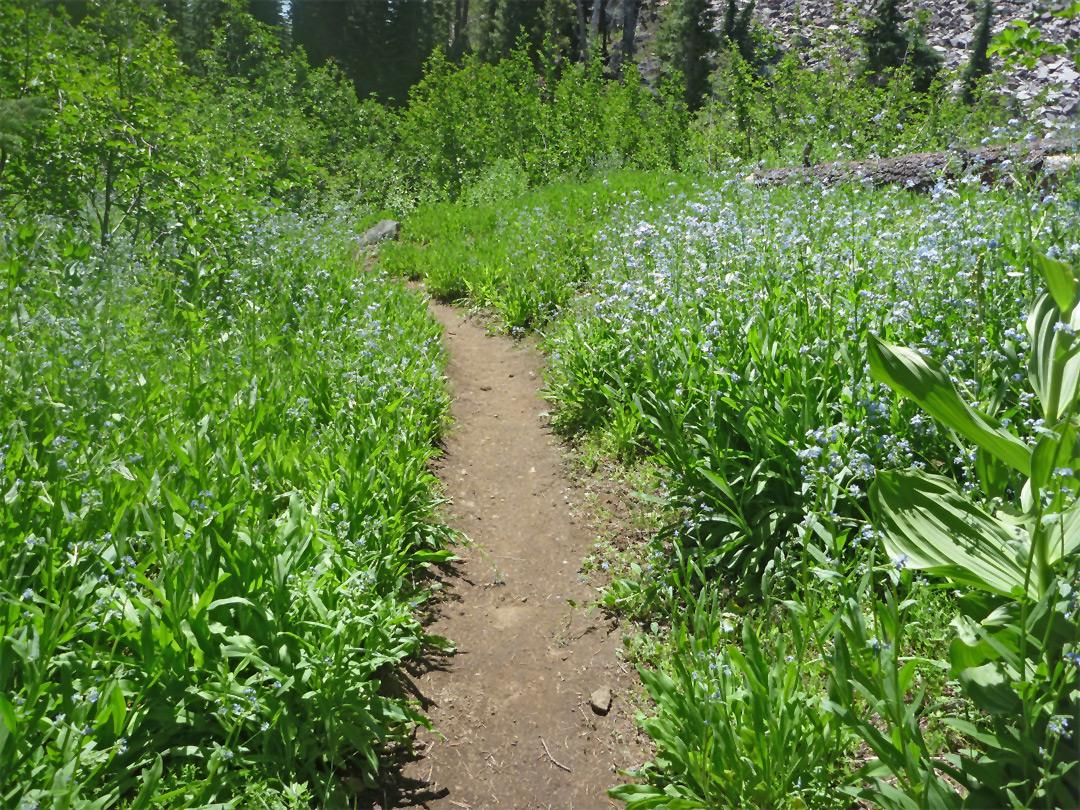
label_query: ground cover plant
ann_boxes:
[397,156,1080,807]
[0,208,452,808]
[1,3,456,807]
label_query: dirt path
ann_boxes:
[395,303,646,809]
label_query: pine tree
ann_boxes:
[289,0,349,69]
[291,0,448,105]
[247,0,281,29]
[861,0,907,82]
[479,0,545,62]
[183,0,226,65]
[732,0,756,63]
[721,0,737,43]
[718,0,756,64]
[961,0,993,103]
[606,0,639,77]
[860,0,941,92]
[657,0,716,111]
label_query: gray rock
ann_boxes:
[359,219,401,247]
[589,686,612,716]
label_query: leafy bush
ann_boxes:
[612,584,853,809]
[838,249,1080,808]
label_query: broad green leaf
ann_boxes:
[1030,425,1077,492]
[109,682,127,736]
[0,693,15,755]
[958,662,1022,715]
[1026,291,1080,425]
[1034,250,1079,316]
[871,468,1037,599]
[1042,495,1080,564]
[868,335,1031,476]
[0,694,15,734]
[975,450,1011,500]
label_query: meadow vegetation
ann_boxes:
[1,3,454,807]
[2,0,1079,807]
[399,161,1080,809]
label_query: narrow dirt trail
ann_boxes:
[397,303,646,809]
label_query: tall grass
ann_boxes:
[1,207,451,808]
[398,158,1080,807]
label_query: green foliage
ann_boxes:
[990,2,1080,72]
[826,571,963,810]
[860,0,943,93]
[727,0,757,64]
[657,0,717,111]
[0,96,49,186]
[697,39,1003,165]
[860,252,1080,808]
[386,172,694,326]
[0,210,452,808]
[961,0,994,105]
[612,586,853,809]
[393,46,687,205]
[417,163,1080,807]
[0,4,460,806]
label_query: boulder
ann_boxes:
[359,219,401,247]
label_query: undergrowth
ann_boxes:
[400,154,1080,808]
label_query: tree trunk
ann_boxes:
[574,0,589,61]
[748,139,1076,192]
[452,0,470,59]
[607,0,639,76]
[588,0,606,63]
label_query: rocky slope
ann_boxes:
[756,1,1077,122]
[640,1,1079,126]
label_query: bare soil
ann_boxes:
[391,302,648,809]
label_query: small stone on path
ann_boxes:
[590,686,612,716]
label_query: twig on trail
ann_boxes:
[539,737,572,773]
[578,704,593,729]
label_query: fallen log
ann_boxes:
[747,138,1077,192]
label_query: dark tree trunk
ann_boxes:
[574,0,589,61]
[451,0,470,59]
[588,0,607,63]
[607,0,639,75]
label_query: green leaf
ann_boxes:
[1035,250,1079,316]
[958,662,1022,715]
[0,693,15,755]
[1030,425,1075,493]
[975,447,1012,500]
[1026,292,1080,425]
[867,335,1031,476]
[109,682,127,736]
[871,468,1036,599]
[1042,496,1080,564]
[130,755,163,810]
